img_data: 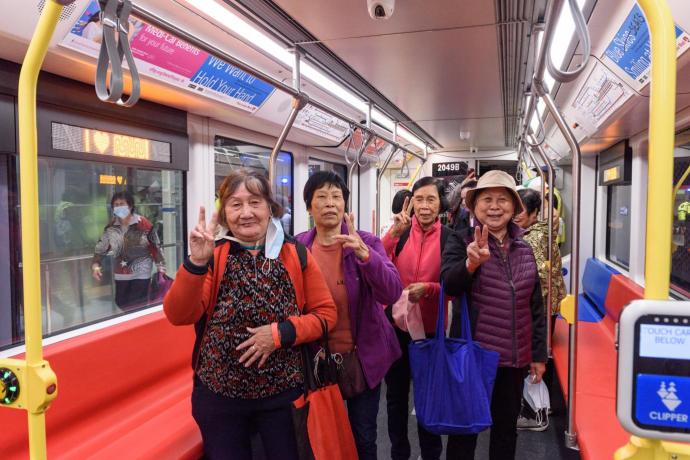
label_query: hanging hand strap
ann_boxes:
[95,0,140,106]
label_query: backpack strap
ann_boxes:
[394,228,411,258]
[295,240,308,272]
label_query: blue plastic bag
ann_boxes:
[408,288,499,435]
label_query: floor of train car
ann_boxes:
[248,363,580,460]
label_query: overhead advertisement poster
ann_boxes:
[60,1,275,113]
[294,105,351,143]
[603,3,690,91]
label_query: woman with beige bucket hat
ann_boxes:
[441,170,547,460]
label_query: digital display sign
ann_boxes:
[432,161,468,178]
[603,166,621,183]
[639,324,690,360]
[52,122,171,163]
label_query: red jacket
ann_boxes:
[164,240,337,350]
[383,217,444,333]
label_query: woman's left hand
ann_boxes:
[332,213,370,261]
[529,362,546,383]
[237,325,277,368]
[157,265,166,273]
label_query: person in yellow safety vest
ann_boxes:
[523,171,566,245]
[677,201,690,249]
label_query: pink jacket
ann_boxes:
[382,217,444,333]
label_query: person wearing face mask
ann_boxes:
[441,170,546,460]
[163,169,336,460]
[382,176,451,460]
[92,191,166,310]
[296,171,402,460]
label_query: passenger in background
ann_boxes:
[163,169,336,460]
[296,171,403,460]
[442,170,547,460]
[392,189,414,214]
[514,188,566,432]
[382,176,451,460]
[448,172,477,235]
[92,191,166,310]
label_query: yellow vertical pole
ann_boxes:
[638,0,676,300]
[616,0,682,458]
[18,1,64,458]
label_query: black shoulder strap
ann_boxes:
[295,240,308,272]
[440,225,451,253]
[394,227,411,258]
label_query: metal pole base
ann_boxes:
[565,431,580,451]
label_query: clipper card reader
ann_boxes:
[617,300,690,442]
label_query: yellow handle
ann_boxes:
[14,1,65,459]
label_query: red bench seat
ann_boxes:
[0,311,201,460]
[551,269,645,460]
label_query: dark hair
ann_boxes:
[303,171,350,211]
[411,176,449,213]
[88,11,101,23]
[518,188,541,216]
[218,168,283,227]
[392,189,413,214]
[111,191,135,211]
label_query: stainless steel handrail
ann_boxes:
[348,133,374,211]
[546,0,591,83]
[536,81,582,451]
[528,134,556,357]
[269,95,307,184]
[375,147,400,236]
[131,4,428,160]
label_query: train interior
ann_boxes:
[1,0,690,459]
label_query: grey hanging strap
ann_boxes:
[95,0,140,107]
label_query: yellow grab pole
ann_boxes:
[639,0,676,300]
[19,1,63,458]
[406,163,424,190]
[616,0,681,458]
[672,164,690,196]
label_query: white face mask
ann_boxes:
[113,205,131,219]
[264,217,285,260]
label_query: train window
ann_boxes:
[1,157,185,349]
[605,185,632,270]
[308,157,347,181]
[214,136,293,235]
[671,132,690,297]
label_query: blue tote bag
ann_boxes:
[408,288,500,435]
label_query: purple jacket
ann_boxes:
[296,221,403,388]
[441,222,547,367]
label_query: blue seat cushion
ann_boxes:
[581,258,616,316]
[578,293,604,322]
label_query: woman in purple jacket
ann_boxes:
[441,170,547,460]
[296,171,403,460]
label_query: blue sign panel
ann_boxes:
[604,4,684,85]
[189,56,274,108]
[635,374,690,430]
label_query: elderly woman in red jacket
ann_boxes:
[441,170,546,460]
[164,169,336,460]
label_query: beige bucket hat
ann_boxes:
[464,170,525,215]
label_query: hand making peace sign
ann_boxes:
[466,225,491,273]
[390,195,414,238]
[189,206,219,266]
[333,212,370,261]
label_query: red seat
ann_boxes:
[0,311,201,460]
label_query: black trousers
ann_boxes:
[446,366,527,460]
[114,279,150,310]
[385,326,443,460]
[191,381,299,460]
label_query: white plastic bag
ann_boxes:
[523,375,550,412]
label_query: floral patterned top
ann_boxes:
[92,214,165,281]
[196,247,303,399]
[523,219,567,314]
